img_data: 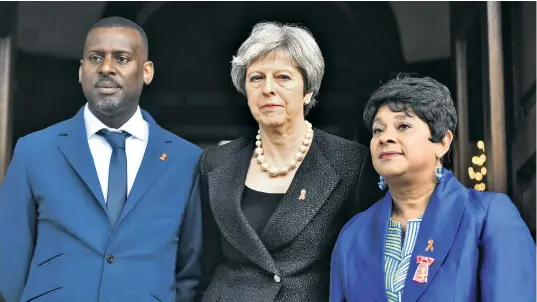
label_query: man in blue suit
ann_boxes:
[0,17,202,302]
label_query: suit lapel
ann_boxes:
[119,111,172,223]
[207,141,279,274]
[356,194,391,302]
[403,169,468,301]
[260,135,340,251]
[57,108,106,211]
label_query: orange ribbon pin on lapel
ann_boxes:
[159,153,167,161]
[299,189,306,200]
[426,239,434,251]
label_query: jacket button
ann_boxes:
[273,274,281,283]
[106,254,115,264]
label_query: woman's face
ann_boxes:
[245,51,312,128]
[370,105,451,180]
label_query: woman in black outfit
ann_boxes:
[195,21,381,302]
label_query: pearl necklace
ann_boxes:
[255,121,314,177]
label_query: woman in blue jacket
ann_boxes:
[330,74,536,302]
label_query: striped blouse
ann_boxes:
[384,217,422,302]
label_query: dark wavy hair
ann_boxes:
[363,73,457,143]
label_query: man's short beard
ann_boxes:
[94,97,121,112]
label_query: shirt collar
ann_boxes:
[83,103,148,141]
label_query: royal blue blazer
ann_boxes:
[330,169,536,301]
[0,107,203,302]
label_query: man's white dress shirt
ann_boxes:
[84,104,148,202]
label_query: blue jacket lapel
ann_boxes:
[57,107,107,211]
[402,169,468,301]
[56,108,174,225]
[355,194,392,301]
[119,110,172,223]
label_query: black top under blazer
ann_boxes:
[195,129,381,302]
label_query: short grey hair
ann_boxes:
[231,22,325,116]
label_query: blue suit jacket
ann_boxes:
[330,169,536,301]
[0,107,203,302]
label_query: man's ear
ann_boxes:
[78,60,83,83]
[143,61,154,85]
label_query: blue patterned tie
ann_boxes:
[98,129,131,227]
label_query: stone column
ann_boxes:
[454,39,470,186]
[486,1,508,193]
[0,2,16,182]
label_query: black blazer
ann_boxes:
[196,129,381,302]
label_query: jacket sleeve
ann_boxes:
[0,137,37,302]
[175,165,203,302]
[480,193,536,302]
